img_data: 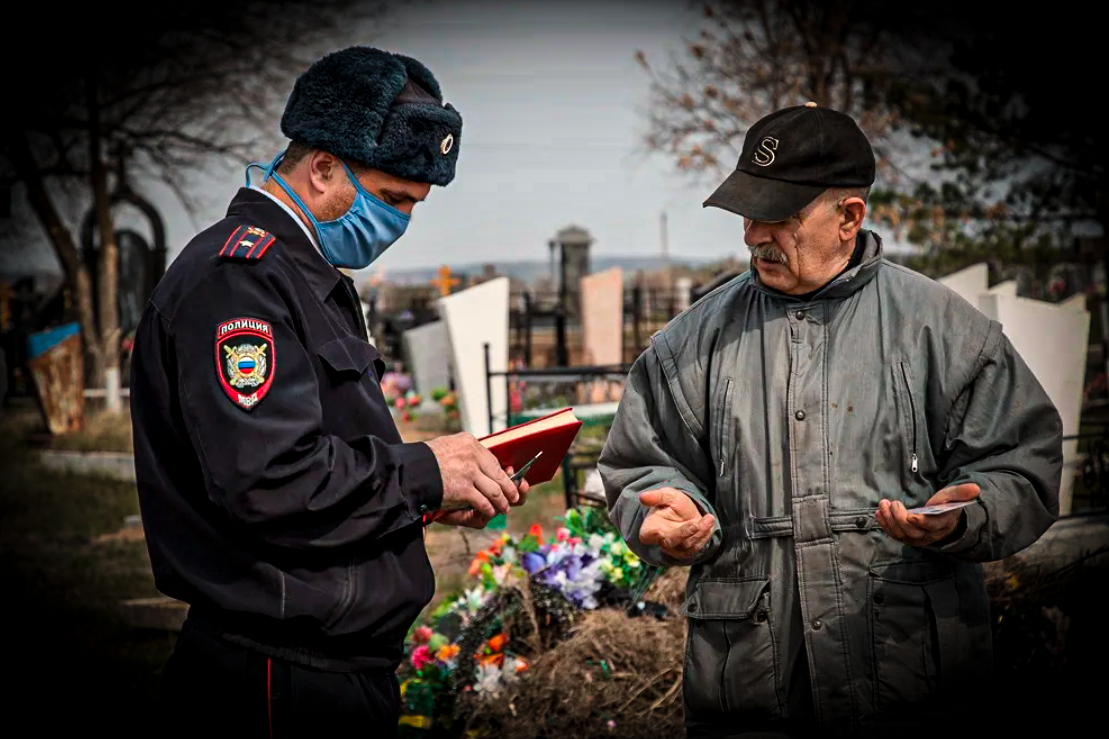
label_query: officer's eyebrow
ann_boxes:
[382,187,425,205]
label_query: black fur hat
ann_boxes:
[280,46,462,186]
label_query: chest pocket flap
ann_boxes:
[317,336,384,382]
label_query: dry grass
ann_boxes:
[463,605,688,738]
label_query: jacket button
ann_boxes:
[795,410,806,421]
[873,593,885,605]
[855,516,868,529]
[811,618,823,630]
[688,601,698,613]
[795,310,805,320]
[756,610,768,623]
[418,504,429,514]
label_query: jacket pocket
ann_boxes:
[317,336,383,383]
[867,560,958,713]
[682,577,782,719]
[890,361,920,476]
[712,378,734,479]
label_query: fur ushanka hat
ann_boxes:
[280,46,462,186]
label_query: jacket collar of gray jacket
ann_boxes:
[750,228,884,303]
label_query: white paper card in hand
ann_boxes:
[904,500,976,516]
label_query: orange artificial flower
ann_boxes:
[486,633,508,653]
[437,644,460,661]
[468,551,491,577]
[528,524,543,539]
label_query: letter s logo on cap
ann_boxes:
[753,137,778,167]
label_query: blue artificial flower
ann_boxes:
[521,551,546,574]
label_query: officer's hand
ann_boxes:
[876,482,980,547]
[432,466,530,530]
[424,433,520,520]
[639,488,716,561]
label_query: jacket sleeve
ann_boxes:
[930,324,1063,561]
[167,263,442,550]
[598,339,722,567]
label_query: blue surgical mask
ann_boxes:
[245,151,410,270]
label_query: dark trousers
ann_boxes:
[160,620,400,738]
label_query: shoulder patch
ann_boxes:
[216,318,275,410]
[219,225,276,260]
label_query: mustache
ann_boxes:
[749,244,789,264]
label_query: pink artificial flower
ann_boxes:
[556,527,570,542]
[411,645,433,670]
[413,626,433,645]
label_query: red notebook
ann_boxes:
[479,407,583,485]
[421,409,583,527]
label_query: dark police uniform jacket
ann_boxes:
[130,188,444,672]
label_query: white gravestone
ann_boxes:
[939,263,1090,514]
[977,293,1090,515]
[438,277,510,436]
[936,263,989,305]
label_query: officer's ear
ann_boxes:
[306,150,343,195]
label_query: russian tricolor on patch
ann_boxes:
[216,318,275,410]
[220,225,276,260]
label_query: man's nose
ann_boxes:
[744,219,772,247]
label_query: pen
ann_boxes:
[510,451,542,484]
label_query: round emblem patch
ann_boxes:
[440,133,454,155]
[215,318,275,410]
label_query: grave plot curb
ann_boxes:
[38,450,136,482]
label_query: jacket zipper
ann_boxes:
[899,363,919,473]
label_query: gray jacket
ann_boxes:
[599,231,1062,733]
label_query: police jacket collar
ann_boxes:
[225,187,342,301]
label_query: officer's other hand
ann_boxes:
[424,433,519,519]
[432,508,496,529]
[639,487,715,561]
[876,482,980,547]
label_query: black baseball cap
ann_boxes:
[703,104,875,222]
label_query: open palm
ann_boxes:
[639,488,715,560]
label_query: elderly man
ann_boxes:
[599,104,1062,738]
[130,47,528,736]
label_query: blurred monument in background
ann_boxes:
[580,267,623,367]
[403,320,451,414]
[551,225,592,321]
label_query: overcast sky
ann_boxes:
[4,0,909,284]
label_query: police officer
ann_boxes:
[130,47,528,736]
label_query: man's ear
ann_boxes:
[840,198,867,240]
